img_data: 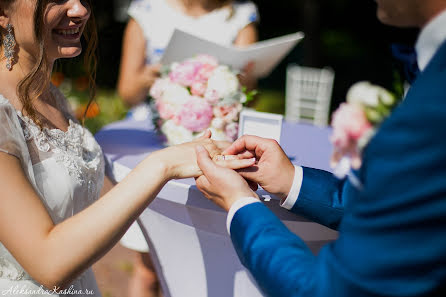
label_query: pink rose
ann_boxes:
[177,98,213,132]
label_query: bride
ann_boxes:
[0,0,254,296]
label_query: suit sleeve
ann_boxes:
[285,167,348,230]
[230,71,446,297]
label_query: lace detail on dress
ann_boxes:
[17,111,102,187]
[0,257,31,281]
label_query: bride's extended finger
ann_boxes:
[198,130,212,140]
[213,154,236,162]
[215,157,256,170]
[214,152,255,162]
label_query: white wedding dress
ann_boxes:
[0,87,104,297]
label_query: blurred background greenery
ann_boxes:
[54,0,418,133]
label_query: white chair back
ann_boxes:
[285,64,335,126]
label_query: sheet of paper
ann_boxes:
[160,29,304,78]
[238,110,283,143]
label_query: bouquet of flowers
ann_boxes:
[149,55,255,145]
[330,81,400,178]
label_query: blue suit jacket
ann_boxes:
[230,41,446,297]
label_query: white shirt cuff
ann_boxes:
[226,197,261,235]
[280,165,303,210]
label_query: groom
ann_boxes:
[194,0,446,296]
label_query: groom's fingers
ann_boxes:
[223,135,268,158]
[223,135,260,155]
[195,175,212,195]
[235,150,256,159]
[236,166,260,182]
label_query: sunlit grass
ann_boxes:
[252,89,285,115]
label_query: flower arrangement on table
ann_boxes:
[330,81,401,178]
[149,54,256,145]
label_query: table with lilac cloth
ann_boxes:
[95,118,338,297]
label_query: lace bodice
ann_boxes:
[0,88,105,290]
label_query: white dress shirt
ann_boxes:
[227,8,446,235]
[416,9,446,72]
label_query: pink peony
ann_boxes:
[195,55,219,81]
[156,101,176,120]
[196,63,217,82]
[177,98,213,132]
[169,55,218,87]
[191,81,207,97]
[169,61,202,87]
[213,103,242,123]
[195,54,219,68]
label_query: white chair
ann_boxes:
[285,64,335,126]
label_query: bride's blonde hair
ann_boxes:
[0,0,98,126]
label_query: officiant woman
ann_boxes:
[116,0,259,295]
[0,0,254,295]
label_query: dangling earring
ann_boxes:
[3,24,16,71]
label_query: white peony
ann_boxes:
[205,65,240,100]
[208,127,228,141]
[161,120,194,145]
[210,118,225,130]
[195,127,227,141]
[161,83,191,105]
[346,81,394,107]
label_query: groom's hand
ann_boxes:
[195,146,258,212]
[223,135,295,200]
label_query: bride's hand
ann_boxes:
[155,131,255,180]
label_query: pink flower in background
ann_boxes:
[195,54,218,68]
[331,103,372,144]
[177,98,213,132]
[329,82,400,178]
[204,89,220,104]
[197,64,217,82]
[156,101,176,120]
[213,103,242,123]
[330,103,373,170]
[225,122,239,141]
[150,54,251,146]
[169,60,202,87]
[195,55,218,81]
[191,81,207,96]
[169,55,218,87]
[149,78,169,100]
